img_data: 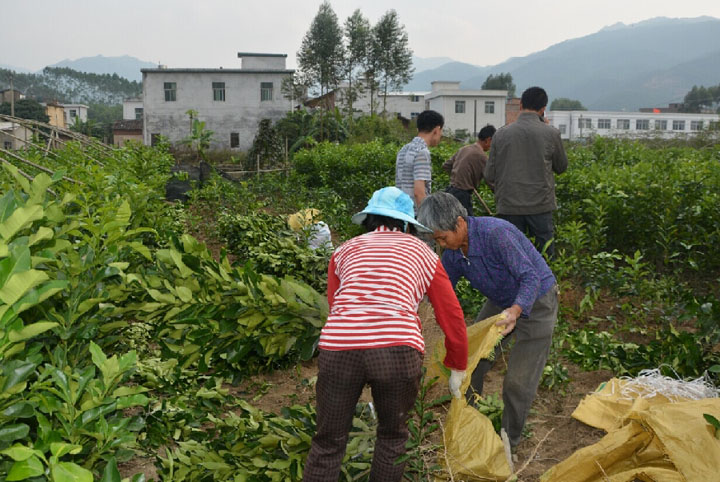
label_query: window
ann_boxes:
[3,141,11,150]
[410,95,420,102]
[212,82,225,101]
[260,82,273,101]
[484,101,495,114]
[690,120,703,131]
[558,124,567,135]
[150,133,161,146]
[230,132,240,148]
[672,120,685,131]
[617,119,630,130]
[710,121,720,131]
[69,109,77,119]
[598,119,611,129]
[134,107,143,120]
[578,118,592,129]
[655,120,667,130]
[636,119,649,130]
[455,100,466,114]
[410,112,420,119]
[164,82,177,102]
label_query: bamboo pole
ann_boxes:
[0,147,83,184]
[0,156,58,197]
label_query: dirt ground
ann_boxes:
[232,302,612,482]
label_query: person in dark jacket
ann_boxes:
[484,86,567,257]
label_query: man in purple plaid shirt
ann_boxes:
[418,192,559,449]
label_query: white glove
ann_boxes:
[449,370,466,399]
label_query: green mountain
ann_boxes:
[0,67,141,105]
[48,55,156,82]
[406,17,720,110]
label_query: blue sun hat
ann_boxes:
[351,186,431,233]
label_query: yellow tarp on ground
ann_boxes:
[429,314,512,481]
[542,392,720,481]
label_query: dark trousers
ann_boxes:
[497,212,555,258]
[304,346,423,481]
[465,286,558,446]
[445,186,474,216]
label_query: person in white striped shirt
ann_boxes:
[304,186,468,481]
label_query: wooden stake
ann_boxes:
[473,188,494,216]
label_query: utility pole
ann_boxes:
[10,73,15,117]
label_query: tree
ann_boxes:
[550,98,587,111]
[682,84,720,113]
[296,1,344,100]
[372,10,413,115]
[482,73,516,99]
[343,10,371,116]
[0,98,50,123]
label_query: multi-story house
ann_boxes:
[141,52,294,151]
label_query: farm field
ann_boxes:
[0,126,719,481]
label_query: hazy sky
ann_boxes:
[3,0,720,71]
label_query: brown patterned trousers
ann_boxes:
[303,345,423,481]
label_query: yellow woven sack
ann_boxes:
[428,313,510,480]
[572,378,679,432]
[287,208,321,232]
[542,397,720,482]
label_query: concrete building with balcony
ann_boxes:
[141,52,294,151]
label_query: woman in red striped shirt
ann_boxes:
[304,186,469,482]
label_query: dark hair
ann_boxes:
[521,86,548,111]
[478,124,496,140]
[416,110,444,133]
[362,214,417,235]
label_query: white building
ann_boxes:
[424,82,507,138]
[547,110,720,141]
[141,52,294,151]
[0,122,33,150]
[63,104,88,127]
[123,98,143,120]
[349,89,429,120]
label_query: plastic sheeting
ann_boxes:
[429,313,512,481]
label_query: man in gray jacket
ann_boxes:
[484,86,567,258]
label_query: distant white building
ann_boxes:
[63,104,88,127]
[141,52,294,151]
[348,89,429,120]
[123,98,143,120]
[547,110,720,141]
[424,82,506,138]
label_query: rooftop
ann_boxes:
[237,52,287,58]
[141,68,294,74]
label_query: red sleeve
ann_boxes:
[426,260,468,370]
[327,255,340,310]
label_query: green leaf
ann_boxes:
[704,413,720,439]
[50,442,83,458]
[1,444,36,461]
[0,205,44,241]
[6,455,44,480]
[2,360,36,392]
[28,226,53,247]
[100,458,122,482]
[2,402,35,419]
[0,424,30,443]
[0,269,50,306]
[8,321,59,343]
[50,461,93,482]
[11,279,68,316]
